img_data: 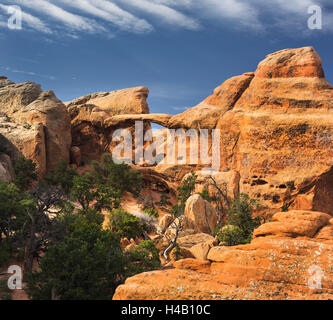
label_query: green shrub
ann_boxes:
[26,221,126,300]
[13,157,38,190]
[0,182,32,266]
[109,208,145,240]
[171,245,182,261]
[176,172,197,209]
[215,194,262,246]
[281,204,290,212]
[126,240,161,275]
[44,159,77,194]
[198,189,212,202]
[157,193,171,208]
[144,208,159,218]
[0,240,14,268]
[216,225,247,246]
[0,279,12,301]
[0,292,12,300]
[227,193,261,241]
[91,153,142,197]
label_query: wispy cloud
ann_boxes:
[119,0,200,30]
[0,3,52,33]
[2,66,56,80]
[56,0,153,33]
[0,0,332,37]
[9,0,105,33]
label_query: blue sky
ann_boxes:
[1,0,333,115]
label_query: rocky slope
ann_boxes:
[113,210,333,300]
[110,47,333,300]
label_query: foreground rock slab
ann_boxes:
[113,210,333,300]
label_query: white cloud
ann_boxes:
[0,0,332,37]
[119,0,200,30]
[0,4,52,34]
[9,0,105,33]
[3,66,56,80]
[193,0,262,30]
[56,0,153,33]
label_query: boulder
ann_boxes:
[189,242,212,261]
[184,194,217,234]
[120,238,130,249]
[253,210,331,239]
[290,166,333,217]
[177,233,217,248]
[173,258,211,273]
[0,121,46,177]
[158,214,174,233]
[156,231,216,254]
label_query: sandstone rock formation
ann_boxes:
[0,79,71,177]
[253,210,331,239]
[0,119,46,177]
[114,210,333,300]
[191,170,240,200]
[289,165,333,216]
[154,47,333,217]
[66,86,150,115]
[15,91,71,171]
[104,113,171,128]
[67,87,152,163]
[99,47,333,219]
[214,47,333,215]
[0,78,42,115]
[168,73,254,129]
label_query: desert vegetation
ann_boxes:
[0,154,161,300]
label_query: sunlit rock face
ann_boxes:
[0,79,71,177]
[213,47,333,216]
[66,86,152,164]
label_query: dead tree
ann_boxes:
[156,215,184,261]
